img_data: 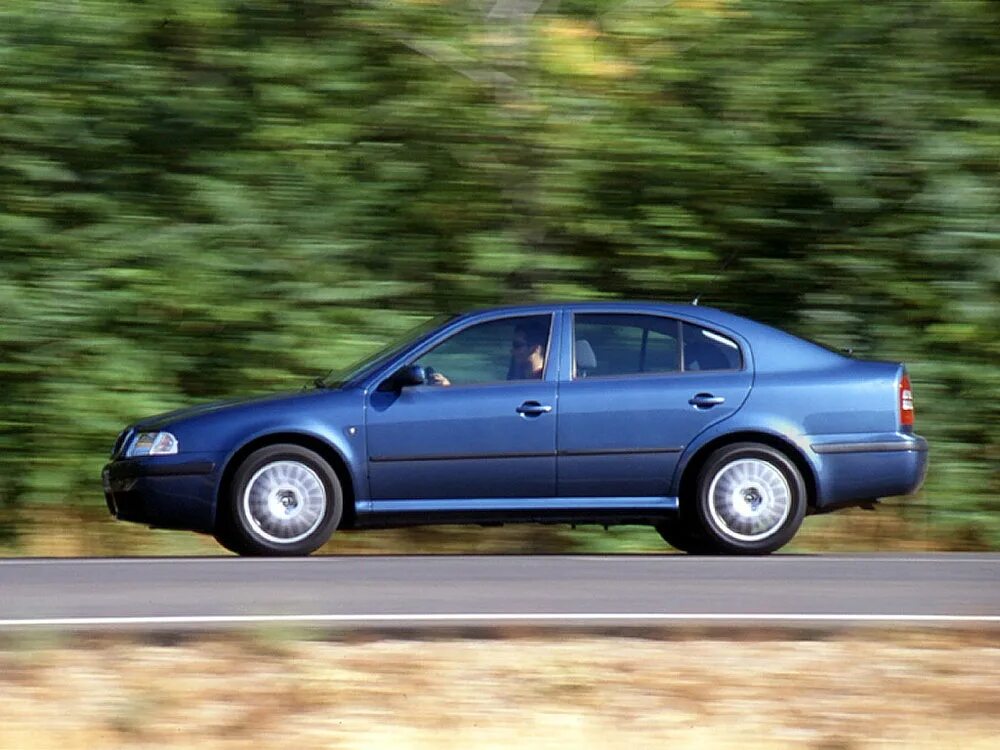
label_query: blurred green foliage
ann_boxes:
[1,0,997,546]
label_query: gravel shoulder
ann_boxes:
[1,630,998,749]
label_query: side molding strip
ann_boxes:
[558,447,684,457]
[811,439,928,455]
[370,448,683,463]
[357,496,680,514]
[369,451,550,463]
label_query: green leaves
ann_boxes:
[0,0,997,545]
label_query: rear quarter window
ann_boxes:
[682,323,742,371]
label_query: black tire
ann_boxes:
[227,444,343,557]
[654,521,717,555]
[656,482,718,554]
[212,522,250,556]
[693,442,806,555]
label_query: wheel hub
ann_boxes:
[269,486,302,518]
[742,486,764,512]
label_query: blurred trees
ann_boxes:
[1,0,997,545]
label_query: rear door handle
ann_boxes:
[516,401,553,416]
[689,393,726,408]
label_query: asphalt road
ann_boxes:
[1,554,998,630]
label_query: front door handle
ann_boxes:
[516,401,553,416]
[689,393,726,408]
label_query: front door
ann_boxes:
[366,313,558,501]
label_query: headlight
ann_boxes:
[126,431,179,457]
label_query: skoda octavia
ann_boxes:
[103,302,928,555]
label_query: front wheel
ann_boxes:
[227,444,343,556]
[694,443,806,555]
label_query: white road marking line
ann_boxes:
[1,613,999,628]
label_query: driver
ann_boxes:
[428,322,547,386]
[506,321,547,381]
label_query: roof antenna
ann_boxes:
[691,249,740,306]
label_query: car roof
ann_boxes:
[458,301,742,327]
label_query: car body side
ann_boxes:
[667,308,927,513]
[102,302,928,535]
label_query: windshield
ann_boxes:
[317,314,454,388]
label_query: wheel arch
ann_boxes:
[214,432,357,532]
[676,431,818,511]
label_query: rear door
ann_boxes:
[557,312,752,498]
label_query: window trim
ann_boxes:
[569,312,744,381]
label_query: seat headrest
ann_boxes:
[685,340,730,371]
[575,339,597,371]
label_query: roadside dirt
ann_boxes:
[0,630,997,749]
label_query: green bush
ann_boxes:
[1,0,997,546]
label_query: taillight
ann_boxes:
[899,373,914,427]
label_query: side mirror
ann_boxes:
[383,364,426,391]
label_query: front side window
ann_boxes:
[413,315,552,387]
[573,314,681,379]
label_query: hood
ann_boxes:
[132,388,334,431]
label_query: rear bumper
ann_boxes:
[102,454,221,533]
[809,434,928,511]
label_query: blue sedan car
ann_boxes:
[103,302,928,555]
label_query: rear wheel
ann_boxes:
[693,443,806,555]
[227,444,343,556]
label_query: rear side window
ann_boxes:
[682,323,742,371]
[573,314,681,378]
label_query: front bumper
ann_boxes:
[103,453,222,533]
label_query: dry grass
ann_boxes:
[0,630,998,749]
